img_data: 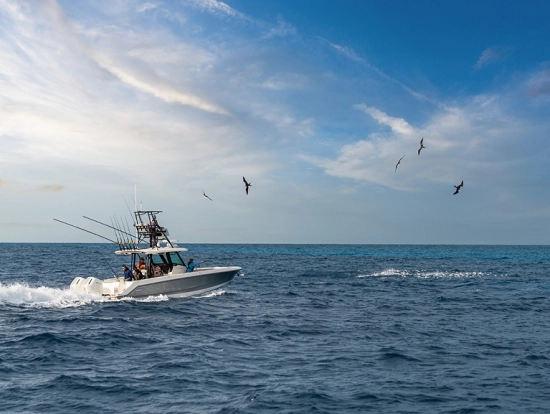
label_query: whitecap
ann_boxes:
[357,269,486,279]
[358,268,410,278]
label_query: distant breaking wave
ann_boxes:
[357,269,488,279]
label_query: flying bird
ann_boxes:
[243,176,251,195]
[453,180,464,195]
[202,190,212,201]
[418,138,425,155]
[395,155,405,172]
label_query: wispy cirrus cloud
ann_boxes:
[41,0,229,115]
[185,0,246,19]
[265,17,296,38]
[327,40,441,106]
[474,45,511,70]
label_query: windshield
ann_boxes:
[151,252,184,266]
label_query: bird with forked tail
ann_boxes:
[453,180,464,195]
[243,177,251,195]
[418,138,425,155]
[395,155,405,172]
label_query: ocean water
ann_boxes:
[1,243,549,413]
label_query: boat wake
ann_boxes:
[0,282,100,308]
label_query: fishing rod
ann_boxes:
[53,219,119,244]
[116,215,133,249]
[111,216,129,251]
[83,216,135,239]
[123,216,137,247]
[106,261,118,278]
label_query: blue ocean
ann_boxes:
[1,243,549,413]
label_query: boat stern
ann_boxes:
[69,276,131,298]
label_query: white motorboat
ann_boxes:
[63,210,241,299]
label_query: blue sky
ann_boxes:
[0,0,549,244]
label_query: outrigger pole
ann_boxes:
[83,216,136,240]
[53,218,119,244]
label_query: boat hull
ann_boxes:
[118,266,241,298]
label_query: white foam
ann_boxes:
[358,268,410,278]
[120,294,169,303]
[199,288,228,298]
[0,282,101,308]
[357,269,486,279]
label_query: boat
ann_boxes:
[65,209,241,299]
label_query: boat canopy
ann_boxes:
[115,246,188,255]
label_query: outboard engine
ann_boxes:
[70,277,86,293]
[83,277,104,295]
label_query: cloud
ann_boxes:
[136,2,160,13]
[474,45,511,70]
[305,97,534,191]
[354,104,415,135]
[36,184,63,192]
[265,17,296,38]
[525,69,550,97]
[93,54,230,115]
[327,40,441,107]
[329,42,365,64]
[39,0,229,115]
[185,0,246,19]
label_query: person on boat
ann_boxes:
[137,257,146,271]
[186,258,199,272]
[122,266,134,281]
[133,265,142,280]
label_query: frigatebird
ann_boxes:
[453,180,464,195]
[395,155,405,172]
[418,138,425,155]
[202,190,212,201]
[243,177,251,195]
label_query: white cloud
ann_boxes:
[136,2,159,13]
[329,42,365,63]
[354,104,415,135]
[305,98,533,191]
[185,0,245,19]
[265,17,296,38]
[474,45,511,70]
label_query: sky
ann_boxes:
[0,0,549,244]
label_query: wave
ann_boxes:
[358,268,487,279]
[0,282,99,308]
[199,288,231,298]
